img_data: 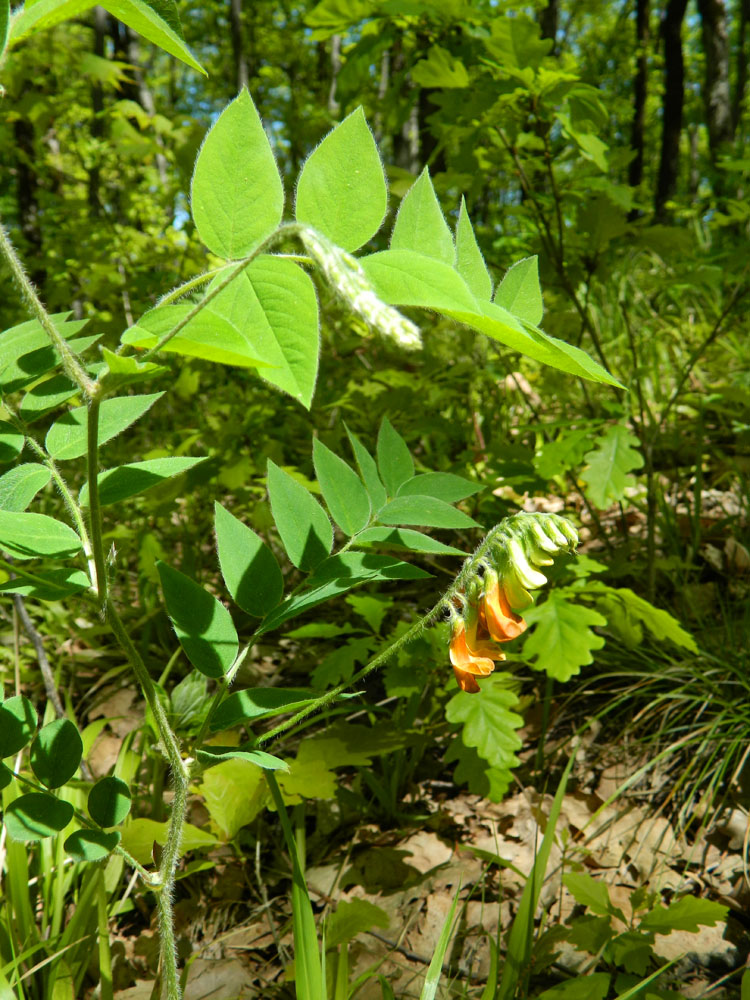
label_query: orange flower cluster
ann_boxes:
[450,573,527,693]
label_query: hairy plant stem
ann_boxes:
[86,401,108,602]
[22,434,99,593]
[0,222,96,397]
[105,600,189,1000]
[258,525,505,747]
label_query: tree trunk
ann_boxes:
[539,0,559,53]
[229,0,248,92]
[88,6,108,217]
[696,0,733,159]
[732,0,750,133]
[654,0,689,218]
[628,0,649,206]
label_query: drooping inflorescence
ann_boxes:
[448,513,579,692]
[299,227,422,350]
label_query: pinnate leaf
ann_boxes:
[581,423,644,509]
[191,89,282,258]
[267,460,333,571]
[158,563,239,678]
[523,591,606,682]
[215,502,283,616]
[295,106,387,252]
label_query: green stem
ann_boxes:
[86,401,108,602]
[0,223,96,397]
[105,600,189,1000]
[193,646,250,748]
[22,433,99,593]
[258,525,505,748]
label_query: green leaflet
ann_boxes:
[210,688,313,732]
[390,169,454,265]
[0,696,37,756]
[376,418,414,496]
[345,425,387,510]
[191,89,283,258]
[0,511,83,560]
[29,719,83,789]
[64,830,121,862]
[4,793,74,842]
[362,249,479,314]
[312,438,371,535]
[45,392,165,461]
[581,422,644,508]
[523,591,607,682]
[88,776,132,828]
[0,422,24,463]
[377,496,481,530]
[267,460,333,571]
[79,456,207,507]
[0,568,91,601]
[214,502,283,616]
[295,106,387,252]
[158,563,239,678]
[396,472,481,503]
[0,313,87,371]
[494,256,544,326]
[354,527,465,557]
[455,198,492,301]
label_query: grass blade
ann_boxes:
[497,752,576,1000]
[419,885,461,1000]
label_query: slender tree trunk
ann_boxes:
[654,0,689,218]
[229,0,248,91]
[629,0,650,208]
[88,6,108,217]
[327,35,341,115]
[732,0,750,134]
[696,0,733,159]
[539,0,559,53]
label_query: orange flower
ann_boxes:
[450,618,499,693]
[482,573,526,642]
